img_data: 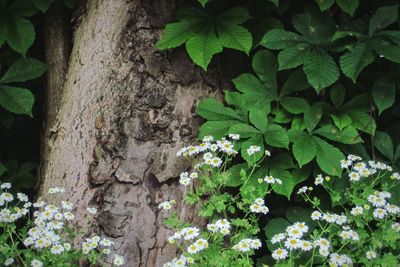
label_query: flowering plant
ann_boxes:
[160,135,287,267]
[0,183,124,266]
[267,155,400,266]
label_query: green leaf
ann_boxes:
[292,13,335,44]
[241,135,264,165]
[369,5,398,36]
[252,50,277,92]
[339,42,375,83]
[330,83,346,107]
[260,29,302,49]
[264,124,289,149]
[277,44,311,70]
[336,0,359,16]
[304,48,340,92]
[1,58,47,83]
[249,104,269,132]
[229,123,261,138]
[0,85,34,115]
[217,7,251,24]
[226,163,248,187]
[372,78,396,115]
[199,120,239,140]
[280,97,309,114]
[304,103,323,132]
[374,131,394,160]
[198,0,208,7]
[270,168,294,199]
[156,19,204,50]
[240,164,269,202]
[64,0,78,9]
[33,0,55,12]
[216,21,252,54]
[314,136,344,176]
[197,98,243,121]
[315,0,334,11]
[330,113,352,131]
[4,15,35,55]
[372,39,400,63]
[348,111,376,135]
[280,69,310,97]
[186,25,223,70]
[9,0,38,17]
[0,162,7,176]
[292,132,316,167]
[232,73,276,101]
[314,125,361,144]
[394,144,400,163]
[270,152,295,170]
[267,0,279,7]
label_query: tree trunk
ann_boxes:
[39,1,222,266]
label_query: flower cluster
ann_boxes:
[158,200,175,210]
[249,198,269,214]
[232,238,262,252]
[179,171,199,186]
[206,219,231,235]
[0,182,125,266]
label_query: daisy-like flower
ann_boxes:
[31,259,43,267]
[1,192,14,202]
[315,238,330,249]
[386,203,400,214]
[113,255,125,266]
[319,247,330,257]
[187,243,200,254]
[183,227,200,240]
[206,223,218,233]
[209,157,222,167]
[264,175,275,184]
[373,208,387,219]
[340,159,352,169]
[348,172,360,182]
[350,206,363,216]
[195,238,209,249]
[4,258,14,266]
[271,233,286,244]
[158,200,174,210]
[293,222,308,233]
[366,250,377,260]
[300,240,313,251]
[1,183,11,189]
[61,201,73,210]
[254,198,264,205]
[17,193,29,202]
[250,203,262,213]
[390,172,400,180]
[229,133,240,140]
[220,228,230,236]
[251,239,262,249]
[50,244,65,254]
[272,248,288,260]
[246,145,261,156]
[284,238,301,250]
[297,186,309,194]
[392,222,400,232]
[202,135,214,142]
[314,174,324,185]
[87,207,97,215]
[233,239,252,252]
[286,226,303,239]
[311,210,322,220]
[215,219,231,230]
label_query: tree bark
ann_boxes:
[39,0,222,266]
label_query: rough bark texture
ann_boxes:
[39,0,223,266]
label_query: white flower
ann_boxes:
[349,172,360,182]
[315,238,330,249]
[233,238,252,252]
[319,247,330,257]
[189,172,198,179]
[61,201,73,210]
[64,211,75,221]
[195,238,209,249]
[350,206,363,216]
[386,203,400,214]
[300,240,313,251]
[254,198,264,205]
[251,239,262,249]
[113,255,125,266]
[265,150,271,156]
[51,244,65,254]
[100,238,114,247]
[284,238,301,250]
[373,208,387,219]
[286,226,303,239]
[314,174,324,185]
[209,157,222,167]
[187,243,200,254]
[297,186,309,194]
[4,258,14,266]
[64,243,71,251]
[179,177,191,186]
[215,219,231,229]
[31,259,43,267]
[392,222,400,232]
[271,233,286,244]
[340,159,352,169]
[158,200,174,210]
[87,207,97,215]
[272,248,288,260]
[246,145,261,156]
[366,250,377,260]
[207,223,218,233]
[390,172,400,180]
[0,192,14,202]
[250,203,262,213]
[220,228,230,236]
[202,135,214,142]
[1,183,11,189]
[229,133,240,140]
[183,227,200,240]
[264,176,275,184]
[17,193,29,202]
